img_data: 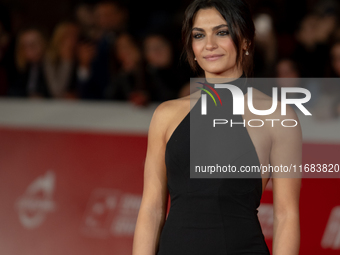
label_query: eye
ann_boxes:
[217,30,229,36]
[192,33,204,39]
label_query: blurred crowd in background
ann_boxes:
[0,0,339,116]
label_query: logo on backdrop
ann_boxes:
[321,206,340,250]
[258,203,273,239]
[16,170,56,229]
[80,188,141,238]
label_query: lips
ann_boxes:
[203,54,224,61]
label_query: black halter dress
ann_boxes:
[157,73,270,255]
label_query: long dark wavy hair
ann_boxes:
[181,0,255,77]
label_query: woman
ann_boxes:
[43,21,79,98]
[143,33,188,102]
[316,39,340,119]
[133,0,301,254]
[8,27,50,98]
[105,32,149,106]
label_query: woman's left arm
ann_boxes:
[269,104,302,255]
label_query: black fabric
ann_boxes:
[7,63,51,98]
[157,73,270,255]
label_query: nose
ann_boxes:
[205,34,218,51]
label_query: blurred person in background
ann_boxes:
[76,0,128,100]
[7,27,50,98]
[291,3,340,117]
[0,20,10,96]
[94,0,128,37]
[75,3,96,40]
[253,13,277,77]
[0,5,25,97]
[327,39,340,77]
[276,58,300,79]
[105,32,149,106]
[320,39,340,119]
[292,12,337,78]
[143,33,187,102]
[43,21,79,98]
[76,33,96,98]
[276,57,321,109]
[275,58,302,102]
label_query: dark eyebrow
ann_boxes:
[191,24,228,32]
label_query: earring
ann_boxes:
[194,57,197,61]
[245,50,249,55]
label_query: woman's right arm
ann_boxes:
[132,102,170,255]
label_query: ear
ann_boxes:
[242,38,250,50]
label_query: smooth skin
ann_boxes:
[133,7,301,255]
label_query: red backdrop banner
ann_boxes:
[0,112,339,254]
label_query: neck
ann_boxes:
[204,66,243,84]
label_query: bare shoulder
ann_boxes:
[153,95,191,123]
[150,94,193,144]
